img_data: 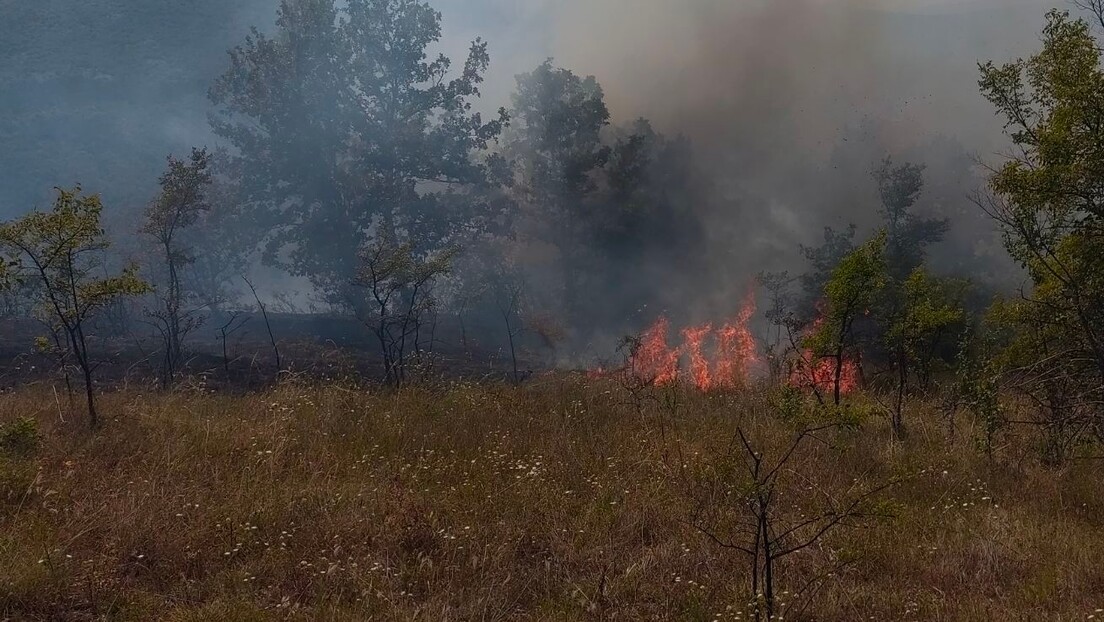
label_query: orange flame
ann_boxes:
[713,293,759,389]
[632,316,680,386]
[682,324,714,391]
[787,303,859,396]
[790,352,859,396]
[606,291,760,391]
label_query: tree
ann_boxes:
[798,225,857,319]
[883,269,967,437]
[873,158,949,280]
[142,148,213,387]
[0,188,149,428]
[353,234,457,386]
[209,0,506,304]
[505,60,611,327]
[978,9,1104,451]
[1073,0,1104,31]
[492,271,528,384]
[804,233,888,406]
[688,416,897,621]
[758,270,797,384]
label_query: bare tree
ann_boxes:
[216,310,249,376]
[1073,0,1104,31]
[242,275,281,378]
[687,421,898,621]
[494,276,527,384]
[758,271,795,384]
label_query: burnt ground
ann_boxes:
[0,312,544,392]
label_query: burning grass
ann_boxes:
[1,379,1103,620]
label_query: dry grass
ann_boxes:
[1,377,1103,621]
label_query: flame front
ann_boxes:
[615,292,760,391]
[681,323,714,391]
[633,316,680,386]
[787,306,860,397]
[591,289,860,397]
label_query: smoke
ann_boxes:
[0,0,1063,352]
[441,0,1055,317]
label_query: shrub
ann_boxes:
[0,416,39,457]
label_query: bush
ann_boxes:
[0,416,39,457]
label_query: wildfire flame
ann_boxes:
[681,323,714,390]
[590,290,860,397]
[631,316,680,386]
[787,310,860,397]
[609,292,760,391]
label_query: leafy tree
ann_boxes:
[142,148,213,387]
[873,158,949,280]
[505,65,708,338]
[883,269,967,437]
[978,9,1104,449]
[505,60,611,326]
[209,0,506,304]
[353,234,457,386]
[0,188,149,427]
[805,233,888,406]
[798,224,857,319]
[589,119,709,327]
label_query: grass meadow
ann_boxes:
[2,377,1103,621]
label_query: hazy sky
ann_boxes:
[0,0,1063,216]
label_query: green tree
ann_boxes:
[505,60,611,327]
[805,233,888,406]
[209,0,506,304]
[0,188,149,428]
[353,233,457,386]
[798,224,857,319]
[883,269,967,437]
[142,148,213,388]
[873,158,949,280]
[978,9,1104,448]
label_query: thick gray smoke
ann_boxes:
[0,0,1061,336]
[437,0,1055,322]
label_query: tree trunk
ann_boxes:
[833,348,844,407]
[893,350,907,439]
[69,327,98,429]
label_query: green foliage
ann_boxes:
[354,234,459,386]
[0,417,39,458]
[0,188,149,325]
[799,224,857,316]
[956,325,1007,459]
[143,148,214,387]
[769,384,805,423]
[885,269,968,382]
[0,187,149,426]
[805,232,888,356]
[978,9,1104,448]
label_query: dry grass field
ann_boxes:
[1,378,1103,621]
